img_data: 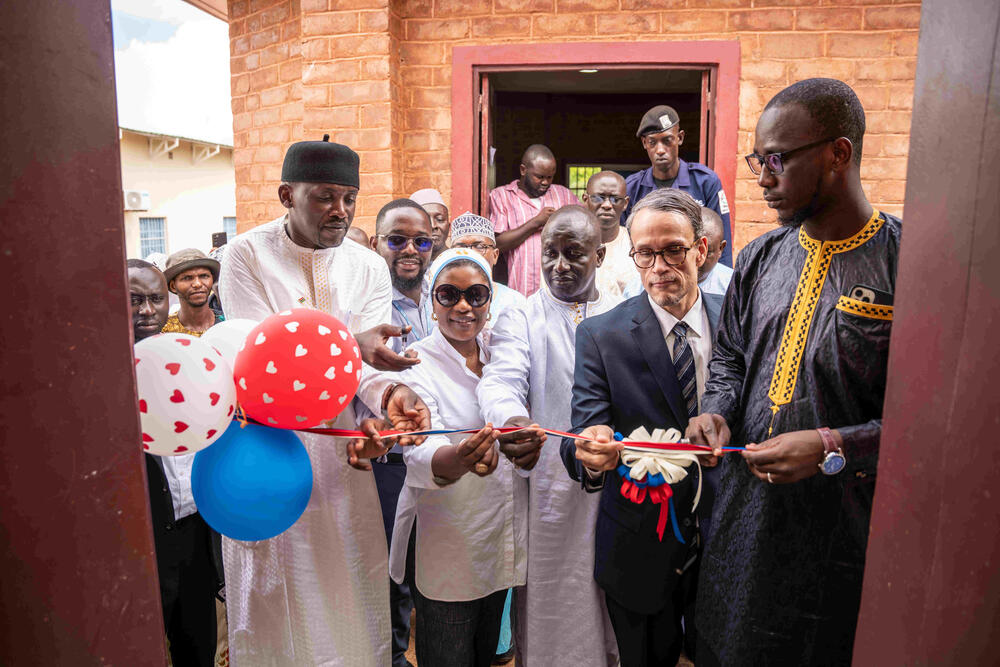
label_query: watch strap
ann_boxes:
[817,427,839,455]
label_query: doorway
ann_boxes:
[450,41,740,222]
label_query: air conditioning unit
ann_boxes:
[124,190,151,211]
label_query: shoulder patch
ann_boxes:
[718,189,730,215]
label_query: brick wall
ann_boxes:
[229,0,920,246]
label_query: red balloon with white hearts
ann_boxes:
[135,333,238,456]
[233,308,362,429]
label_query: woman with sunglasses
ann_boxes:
[387,248,527,667]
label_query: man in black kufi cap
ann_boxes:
[217,135,431,665]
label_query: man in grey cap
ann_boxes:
[161,248,223,336]
[624,105,733,267]
[410,188,450,260]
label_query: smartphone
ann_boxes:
[211,231,228,249]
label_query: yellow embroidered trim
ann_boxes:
[765,210,883,435]
[836,295,893,321]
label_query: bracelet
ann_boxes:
[381,383,401,412]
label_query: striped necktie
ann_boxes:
[671,321,698,418]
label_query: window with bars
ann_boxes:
[566,164,648,199]
[223,216,237,241]
[139,217,166,257]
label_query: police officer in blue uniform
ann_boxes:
[624,105,734,267]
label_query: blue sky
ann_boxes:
[111,0,233,145]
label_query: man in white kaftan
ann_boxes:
[218,138,425,666]
[477,206,622,666]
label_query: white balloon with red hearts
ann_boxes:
[135,333,237,456]
[200,318,259,368]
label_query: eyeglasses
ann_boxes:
[587,194,625,206]
[630,246,691,269]
[433,283,492,308]
[453,241,496,252]
[378,234,433,252]
[745,137,838,176]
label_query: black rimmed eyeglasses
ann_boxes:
[745,137,839,176]
[629,246,691,269]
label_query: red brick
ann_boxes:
[230,19,246,38]
[302,84,328,107]
[331,80,391,104]
[282,102,303,121]
[759,33,824,58]
[828,32,891,58]
[246,128,261,146]
[246,14,261,35]
[866,110,913,134]
[354,128,392,150]
[361,57,391,79]
[232,35,251,56]
[787,58,853,81]
[433,0,491,17]
[882,134,910,157]
[407,18,471,41]
[888,83,914,110]
[795,7,862,31]
[331,34,391,58]
[860,134,882,158]
[250,0,275,14]
[304,106,358,129]
[752,0,816,5]
[687,0,748,7]
[855,58,916,81]
[433,66,452,87]
[261,42,290,67]
[850,85,888,111]
[728,9,794,31]
[360,10,389,32]
[246,93,261,111]
[621,0,683,8]
[231,1,250,18]
[361,102,391,127]
[397,0,432,18]
[245,52,261,71]
[250,66,280,89]
[493,0,553,13]
[405,151,450,172]
[596,12,659,34]
[406,108,451,131]
[735,222,778,250]
[411,87,450,108]
[231,54,247,74]
[281,17,300,41]
[741,59,787,85]
[533,13,596,36]
[875,180,907,202]
[302,38,329,60]
[472,15,533,37]
[863,157,908,181]
[260,84,291,107]
[301,0,328,10]
[893,32,919,56]
[260,3,290,26]
[255,144,283,163]
[304,60,358,84]
[357,150,393,172]
[400,42,445,66]
[279,61,301,83]
[865,6,921,30]
[250,27,280,50]
[261,124,290,144]
[557,0,618,11]
[660,10,725,32]
[302,11,358,36]
[253,107,282,126]
[330,0,388,8]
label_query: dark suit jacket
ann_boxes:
[145,454,225,592]
[560,291,723,614]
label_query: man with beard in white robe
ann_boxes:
[477,205,622,666]
[219,136,430,666]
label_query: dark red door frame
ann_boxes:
[450,41,741,222]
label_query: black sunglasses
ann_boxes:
[745,137,839,176]
[378,234,433,252]
[433,283,492,308]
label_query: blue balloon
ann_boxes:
[192,421,312,541]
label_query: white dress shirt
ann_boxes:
[389,327,528,602]
[161,453,197,520]
[647,291,713,409]
[596,226,637,300]
[698,261,734,297]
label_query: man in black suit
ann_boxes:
[128,259,222,667]
[560,189,724,666]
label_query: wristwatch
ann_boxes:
[817,427,846,475]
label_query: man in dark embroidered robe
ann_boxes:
[688,78,902,666]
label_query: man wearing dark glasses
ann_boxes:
[623,105,733,268]
[583,170,634,299]
[688,79,902,666]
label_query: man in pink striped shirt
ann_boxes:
[489,144,581,296]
